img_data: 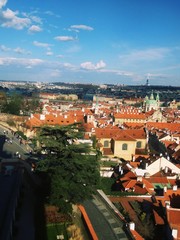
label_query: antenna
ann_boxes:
[146,73,150,86]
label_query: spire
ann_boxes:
[150,90,154,100]
[156,91,160,101]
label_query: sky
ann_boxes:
[0,0,180,86]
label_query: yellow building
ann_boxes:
[95,127,147,161]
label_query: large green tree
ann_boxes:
[2,94,23,115]
[36,124,100,213]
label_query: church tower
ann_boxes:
[144,91,160,112]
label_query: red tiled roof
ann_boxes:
[114,113,146,120]
[121,171,137,180]
[123,122,145,129]
[148,177,169,184]
[167,208,180,225]
[95,128,146,142]
[122,179,137,188]
[172,148,180,160]
[162,140,176,148]
[147,122,180,132]
[113,132,136,141]
[130,229,144,240]
[153,209,164,225]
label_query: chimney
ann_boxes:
[129,222,135,231]
[164,186,167,193]
[164,166,168,173]
[165,201,170,208]
[172,229,178,239]
[137,176,142,182]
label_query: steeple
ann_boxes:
[156,92,160,101]
[95,95,99,114]
[150,91,154,100]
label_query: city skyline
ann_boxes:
[0,0,180,86]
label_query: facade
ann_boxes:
[114,112,146,124]
[143,91,160,112]
[95,128,147,160]
[147,109,167,122]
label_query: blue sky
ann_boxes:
[0,0,180,86]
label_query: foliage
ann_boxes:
[100,161,118,167]
[1,93,41,115]
[130,200,155,240]
[47,223,68,240]
[23,97,42,114]
[140,212,146,222]
[130,201,142,216]
[29,97,41,112]
[91,135,97,149]
[140,214,155,240]
[36,124,100,214]
[6,119,16,127]
[98,177,139,196]
[148,133,166,155]
[15,130,27,140]
[2,94,23,115]
[113,202,130,221]
[98,177,115,194]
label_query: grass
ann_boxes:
[100,160,118,167]
[46,223,68,240]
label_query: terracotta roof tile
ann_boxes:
[130,229,144,240]
[153,209,164,225]
[167,208,180,225]
[114,112,146,120]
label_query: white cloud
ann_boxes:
[30,15,42,24]
[80,60,106,70]
[26,65,32,69]
[46,51,53,56]
[0,0,7,9]
[54,36,75,42]
[56,54,63,58]
[70,24,94,32]
[13,47,31,55]
[66,45,81,53]
[0,56,44,66]
[50,69,61,77]
[26,58,44,66]
[14,47,25,54]
[28,25,42,33]
[1,8,31,30]
[63,62,75,69]
[119,47,170,62]
[44,10,54,16]
[33,41,52,48]
[0,44,10,51]
[44,10,60,18]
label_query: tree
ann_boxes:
[36,124,100,213]
[2,94,23,115]
[140,214,155,240]
[148,133,166,155]
[26,97,41,114]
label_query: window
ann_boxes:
[122,143,128,150]
[136,141,142,148]
[104,140,109,147]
